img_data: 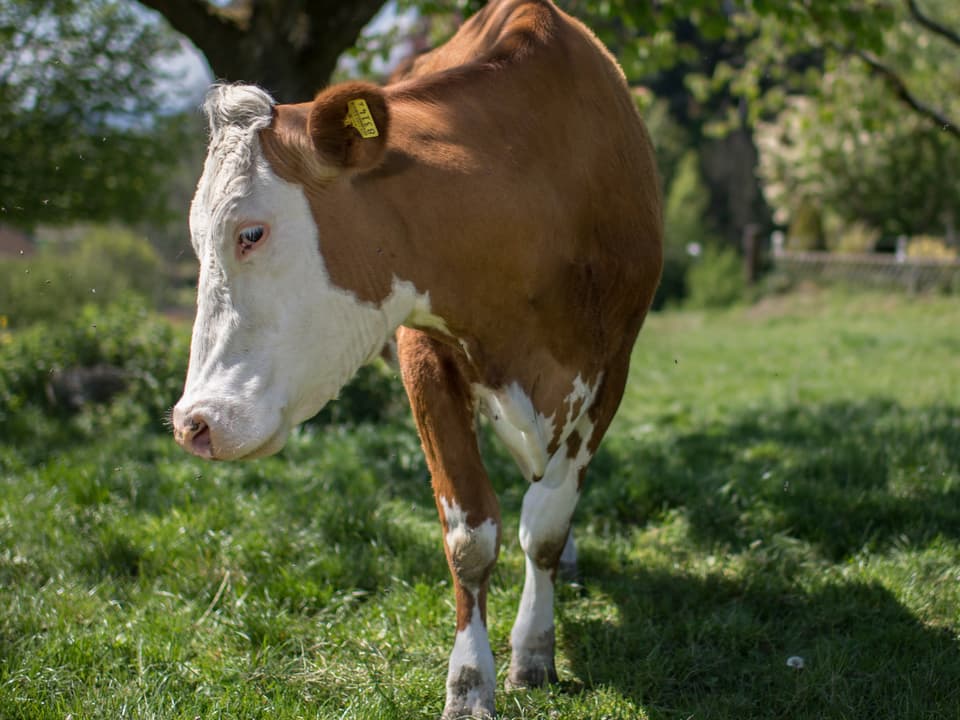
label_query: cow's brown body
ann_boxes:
[174,1,661,717]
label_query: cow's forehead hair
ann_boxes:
[192,84,277,246]
[203,83,275,137]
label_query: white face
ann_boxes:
[172,86,407,460]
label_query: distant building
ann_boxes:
[0,225,34,257]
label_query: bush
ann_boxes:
[307,360,406,428]
[0,298,189,437]
[0,297,408,442]
[833,221,880,255]
[656,150,717,308]
[652,249,691,310]
[685,245,745,309]
[0,225,164,328]
[907,236,957,261]
[787,198,825,251]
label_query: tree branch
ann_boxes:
[905,0,960,48]
[138,0,387,100]
[854,49,959,140]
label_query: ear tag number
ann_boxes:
[343,98,380,139]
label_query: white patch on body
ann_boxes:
[473,383,554,480]
[473,373,600,482]
[175,84,429,459]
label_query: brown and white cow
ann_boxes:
[172,0,662,716]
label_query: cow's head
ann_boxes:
[172,83,413,460]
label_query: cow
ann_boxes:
[171,0,662,717]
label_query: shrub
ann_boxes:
[833,221,881,255]
[652,248,690,311]
[787,198,825,251]
[0,298,189,437]
[0,297,408,442]
[685,245,745,309]
[907,236,957,261]
[307,360,406,428]
[0,225,164,328]
[656,150,716,308]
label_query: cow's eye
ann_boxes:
[237,224,267,257]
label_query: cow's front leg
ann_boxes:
[507,447,587,689]
[398,328,501,719]
[437,490,500,719]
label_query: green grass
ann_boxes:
[2,288,959,719]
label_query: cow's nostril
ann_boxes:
[174,411,214,459]
[190,419,212,455]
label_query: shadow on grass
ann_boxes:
[560,396,960,718]
[563,553,960,719]
[583,397,960,560]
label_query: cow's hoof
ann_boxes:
[442,700,495,719]
[444,665,495,719]
[441,706,494,720]
[504,653,558,690]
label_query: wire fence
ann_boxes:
[771,247,960,294]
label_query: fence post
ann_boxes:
[742,223,761,285]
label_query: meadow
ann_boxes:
[1,288,958,719]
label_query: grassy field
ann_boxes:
[1,288,959,719]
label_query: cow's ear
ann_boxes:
[308,82,389,172]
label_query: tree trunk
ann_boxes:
[139,0,388,103]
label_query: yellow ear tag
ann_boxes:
[343,98,379,139]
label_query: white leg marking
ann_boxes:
[508,410,597,688]
[509,554,556,664]
[517,465,580,563]
[439,497,498,593]
[446,603,496,719]
[471,374,602,690]
[438,496,497,718]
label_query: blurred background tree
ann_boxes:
[755,0,960,244]
[0,0,193,229]
[136,0,387,103]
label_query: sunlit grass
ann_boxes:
[1,288,959,718]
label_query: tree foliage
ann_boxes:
[755,0,960,238]
[567,0,958,138]
[757,67,960,238]
[5,0,956,241]
[0,0,190,229]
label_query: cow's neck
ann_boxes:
[301,154,488,344]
